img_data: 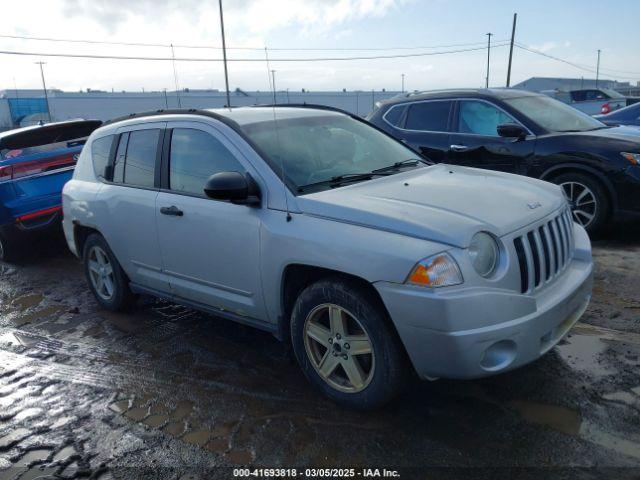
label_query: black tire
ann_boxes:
[291,277,406,410]
[0,234,19,263]
[83,233,136,311]
[550,172,610,233]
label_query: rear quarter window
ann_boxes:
[91,135,114,180]
[383,105,407,127]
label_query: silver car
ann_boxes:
[62,106,593,409]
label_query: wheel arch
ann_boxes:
[73,223,102,258]
[540,163,617,212]
[279,264,398,344]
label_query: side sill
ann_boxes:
[129,282,279,336]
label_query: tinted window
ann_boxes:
[169,129,244,196]
[91,135,113,180]
[123,129,160,188]
[458,100,516,136]
[405,101,451,131]
[383,105,406,127]
[112,133,128,183]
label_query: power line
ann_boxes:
[515,42,640,79]
[0,33,509,52]
[0,43,509,63]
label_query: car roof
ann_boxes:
[0,119,102,150]
[377,88,541,107]
[210,106,345,126]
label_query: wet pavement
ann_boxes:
[0,224,639,479]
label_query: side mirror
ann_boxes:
[204,171,260,206]
[497,123,528,140]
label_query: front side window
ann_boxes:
[169,128,244,196]
[405,101,451,131]
[504,95,605,132]
[457,100,516,136]
[91,135,113,180]
[122,129,160,188]
[240,114,426,194]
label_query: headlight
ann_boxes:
[621,152,639,166]
[406,252,463,287]
[468,232,499,278]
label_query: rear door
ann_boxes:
[155,121,265,320]
[96,122,168,292]
[447,99,535,174]
[390,100,452,163]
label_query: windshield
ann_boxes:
[504,95,606,132]
[240,114,426,193]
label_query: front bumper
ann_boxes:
[375,224,593,380]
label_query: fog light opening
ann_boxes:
[480,339,517,371]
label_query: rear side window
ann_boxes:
[121,129,160,188]
[91,135,113,180]
[169,128,244,196]
[405,101,451,132]
[383,105,407,127]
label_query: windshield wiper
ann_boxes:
[297,172,391,193]
[371,158,428,174]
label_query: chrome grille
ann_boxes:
[514,209,574,294]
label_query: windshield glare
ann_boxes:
[240,115,423,193]
[504,95,605,132]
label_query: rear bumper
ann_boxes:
[375,226,593,380]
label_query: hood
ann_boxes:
[295,164,565,248]
[567,125,640,143]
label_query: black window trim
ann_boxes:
[102,127,164,192]
[385,98,454,133]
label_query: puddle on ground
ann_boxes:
[53,445,76,462]
[226,449,254,464]
[512,400,640,461]
[143,414,168,428]
[108,400,131,414]
[11,294,43,311]
[164,422,186,437]
[18,466,58,480]
[182,430,211,446]
[511,401,581,436]
[12,306,66,327]
[206,437,229,454]
[16,448,51,466]
[170,400,193,421]
[124,407,149,422]
[556,333,615,377]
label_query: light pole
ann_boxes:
[219,0,231,108]
[596,49,601,88]
[506,13,517,87]
[35,62,52,122]
[271,69,277,104]
[401,73,405,93]
[485,33,493,88]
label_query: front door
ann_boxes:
[155,122,265,320]
[447,99,534,174]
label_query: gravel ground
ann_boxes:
[0,223,638,479]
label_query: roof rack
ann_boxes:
[101,108,221,126]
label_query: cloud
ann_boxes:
[529,41,558,53]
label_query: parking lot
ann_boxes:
[0,222,637,479]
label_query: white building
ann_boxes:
[0,88,399,130]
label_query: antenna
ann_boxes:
[264,46,292,222]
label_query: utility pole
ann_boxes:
[271,70,277,104]
[35,62,52,122]
[219,0,231,108]
[485,33,493,88]
[596,49,601,88]
[401,73,405,93]
[506,13,517,87]
[170,44,181,108]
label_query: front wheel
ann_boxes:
[83,234,136,311]
[551,172,610,233]
[291,277,406,410]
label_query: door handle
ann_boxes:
[160,206,183,217]
[450,144,469,152]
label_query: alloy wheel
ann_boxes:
[88,246,115,301]
[560,181,597,228]
[303,303,375,393]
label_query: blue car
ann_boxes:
[595,102,640,127]
[0,120,101,260]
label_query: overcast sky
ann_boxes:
[1,0,639,93]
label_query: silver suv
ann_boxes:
[62,106,593,409]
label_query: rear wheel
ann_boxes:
[83,234,136,311]
[551,172,610,233]
[291,277,406,410]
[0,234,19,263]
